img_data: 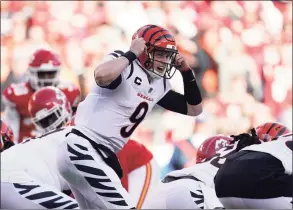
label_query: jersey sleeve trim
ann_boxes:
[95,50,125,89]
[97,74,122,90]
[109,50,124,58]
[126,62,134,79]
[109,53,119,58]
[114,50,124,56]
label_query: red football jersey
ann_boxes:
[57,83,81,111]
[2,81,80,143]
[2,82,37,142]
[117,140,153,191]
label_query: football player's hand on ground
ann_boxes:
[130,38,146,57]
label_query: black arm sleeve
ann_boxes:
[157,69,202,114]
[157,90,188,114]
[181,69,202,105]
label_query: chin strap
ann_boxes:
[135,60,159,82]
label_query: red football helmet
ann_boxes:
[196,135,233,164]
[1,119,14,152]
[256,122,290,142]
[28,86,72,133]
[28,49,61,90]
[132,24,178,79]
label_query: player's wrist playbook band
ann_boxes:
[122,51,137,64]
[181,69,202,105]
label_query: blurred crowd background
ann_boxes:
[1,1,292,177]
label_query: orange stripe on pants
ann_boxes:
[136,163,152,209]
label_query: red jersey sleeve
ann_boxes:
[2,82,33,114]
[3,84,22,107]
[117,140,153,191]
[59,83,81,110]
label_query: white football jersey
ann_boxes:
[1,127,71,191]
[166,142,239,188]
[242,133,293,175]
[75,51,171,153]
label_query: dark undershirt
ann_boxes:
[157,90,188,114]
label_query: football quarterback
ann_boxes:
[57,24,203,209]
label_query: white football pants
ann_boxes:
[1,172,78,209]
[219,197,293,209]
[56,133,135,209]
[128,158,161,209]
[143,177,223,209]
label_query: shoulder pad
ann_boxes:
[58,82,78,90]
[100,50,125,64]
[59,83,81,107]
[2,82,30,105]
